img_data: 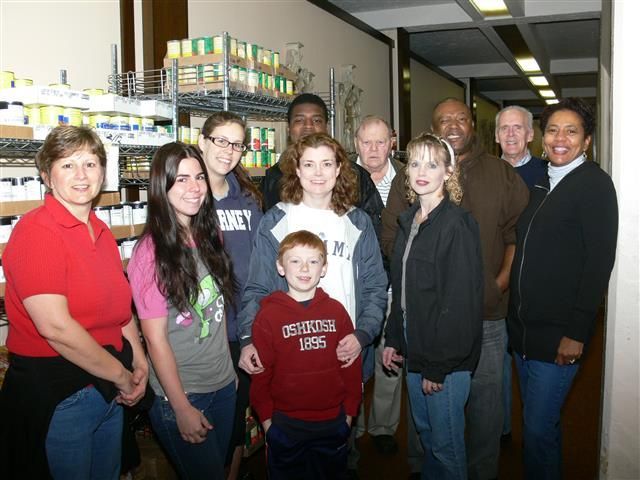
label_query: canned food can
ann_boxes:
[63,108,82,127]
[229,37,237,56]
[180,126,190,143]
[121,202,133,225]
[279,77,287,94]
[129,116,142,131]
[83,88,104,96]
[40,106,64,126]
[273,52,280,69]
[256,46,263,65]
[167,40,181,58]
[131,201,147,224]
[270,151,277,167]
[213,35,223,54]
[122,237,137,260]
[248,69,259,89]
[230,65,239,83]
[26,106,41,125]
[198,64,213,83]
[237,41,246,59]
[260,128,268,151]
[142,117,155,132]
[248,127,261,151]
[238,67,247,85]
[268,128,276,152]
[181,38,194,57]
[111,115,130,130]
[0,71,14,89]
[190,127,200,145]
[14,79,33,87]
[0,217,13,244]
[263,49,272,66]
[254,150,262,168]
[286,79,294,96]
[89,114,111,129]
[180,66,197,85]
[274,76,281,93]
[23,176,42,200]
[243,150,255,168]
[197,36,213,55]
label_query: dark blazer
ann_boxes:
[508,161,618,362]
[385,199,484,383]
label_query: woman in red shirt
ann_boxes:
[0,126,148,479]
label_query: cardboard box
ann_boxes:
[139,100,173,120]
[0,124,33,139]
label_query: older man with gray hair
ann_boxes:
[495,105,547,445]
[353,115,423,477]
[495,105,547,188]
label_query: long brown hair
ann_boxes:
[140,142,236,313]
[280,133,358,215]
[201,111,263,208]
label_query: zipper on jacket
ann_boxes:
[516,184,550,359]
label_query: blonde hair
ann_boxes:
[405,132,463,205]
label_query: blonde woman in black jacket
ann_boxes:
[383,133,483,480]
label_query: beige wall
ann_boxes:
[0,1,120,89]
[188,1,391,137]
[473,95,499,156]
[409,58,464,138]
[600,0,640,478]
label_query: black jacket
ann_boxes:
[385,199,484,383]
[260,159,384,237]
[0,339,140,479]
[508,161,618,362]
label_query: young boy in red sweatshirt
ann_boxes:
[250,230,362,480]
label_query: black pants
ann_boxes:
[267,411,350,480]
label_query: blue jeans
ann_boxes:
[502,335,513,435]
[466,319,506,480]
[45,386,123,480]
[407,371,471,480]
[149,381,236,480]
[514,354,579,480]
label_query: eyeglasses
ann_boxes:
[207,136,247,152]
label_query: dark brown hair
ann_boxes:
[141,142,236,313]
[280,133,358,216]
[277,230,327,265]
[201,111,262,208]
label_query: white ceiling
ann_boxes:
[329,0,602,114]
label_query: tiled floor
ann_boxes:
[132,317,604,479]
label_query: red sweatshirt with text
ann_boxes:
[250,288,362,422]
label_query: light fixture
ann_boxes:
[546,99,559,105]
[529,76,549,86]
[470,0,510,16]
[515,56,541,73]
[539,89,556,98]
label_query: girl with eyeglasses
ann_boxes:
[127,142,237,479]
[198,112,263,479]
[383,133,484,480]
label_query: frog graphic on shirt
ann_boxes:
[174,274,224,342]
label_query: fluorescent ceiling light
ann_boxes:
[529,76,549,86]
[470,0,510,16]
[546,99,559,105]
[540,89,556,98]
[516,57,541,73]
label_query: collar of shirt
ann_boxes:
[502,149,532,168]
[356,155,394,181]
